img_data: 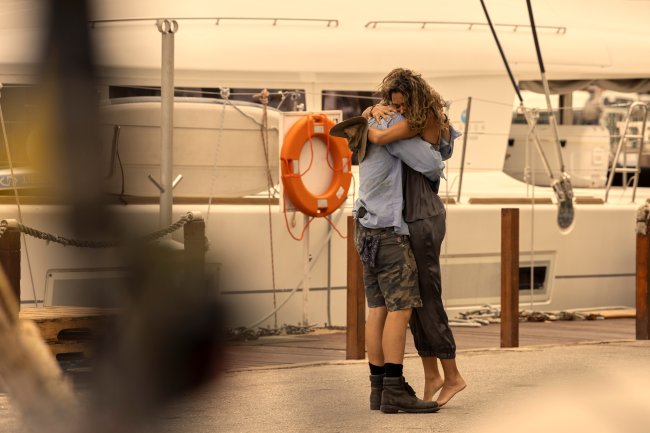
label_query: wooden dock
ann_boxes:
[224,318,636,371]
[19,307,114,360]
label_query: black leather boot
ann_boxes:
[380,376,439,414]
[369,374,384,410]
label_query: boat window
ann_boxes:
[512,85,650,129]
[322,90,379,120]
[108,86,307,112]
[518,265,546,291]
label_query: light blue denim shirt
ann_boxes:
[353,113,456,235]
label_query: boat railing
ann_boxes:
[364,20,566,34]
[89,17,339,28]
[605,101,649,202]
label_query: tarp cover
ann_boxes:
[520,79,650,94]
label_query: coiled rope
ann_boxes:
[0,212,196,248]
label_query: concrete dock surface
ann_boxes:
[3,339,647,432]
[161,340,650,433]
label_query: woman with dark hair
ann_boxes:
[361,68,466,407]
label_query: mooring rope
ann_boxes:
[636,202,650,236]
[0,212,195,248]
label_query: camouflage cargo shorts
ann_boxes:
[354,220,422,312]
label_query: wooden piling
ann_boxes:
[184,214,205,265]
[636,229,650,340]
[0,227,21,311]
[184,212,206,289]
[346,216,365,360]
[501,208,519,348]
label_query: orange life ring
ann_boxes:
[281,114,353,217]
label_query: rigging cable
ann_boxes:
[480,0,574,229]
[205,88,228,226]
[525,0,574,229]
[256,89,279,329]
[478,0,524,105]
[245,208,346,330]
[526,0,566,174]
[525,109,538,309]
[0,86,38,307]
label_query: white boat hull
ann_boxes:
[9,173,642,328]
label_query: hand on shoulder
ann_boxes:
[368,104,397,124]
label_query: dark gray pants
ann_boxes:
[407,211,456,359]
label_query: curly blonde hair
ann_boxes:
[379,68,447,132]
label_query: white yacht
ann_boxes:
[1,0,650,328]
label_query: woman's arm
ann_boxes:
[439,124,461,161]
[368,120,418,145]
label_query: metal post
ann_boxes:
[326,225,332,327]
[456,97,472,202]
[501,208,519,348]
[302,214,310,326]
[156,19,178,229]
[636,227,650,340]
[346,216,365,359]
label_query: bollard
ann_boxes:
[183,212,206,289]
[501,208,519,348]
[0,226,21,312]
[636,229,650,340]
[346,216,365,359]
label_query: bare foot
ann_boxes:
[435,378,466,407]
[423,376,444,401]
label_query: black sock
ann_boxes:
[369,363,385,376]
[384,363,403,378]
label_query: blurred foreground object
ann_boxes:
[87,214,226,433]
[31,0,111,237]
[0,264,78,432]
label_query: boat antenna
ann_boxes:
[525,0,574,229]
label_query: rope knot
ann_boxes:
[254,89,270,106]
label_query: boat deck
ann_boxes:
[224,318,636,371]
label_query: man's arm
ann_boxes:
[372,115,444,182]
[386,137,444,182]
